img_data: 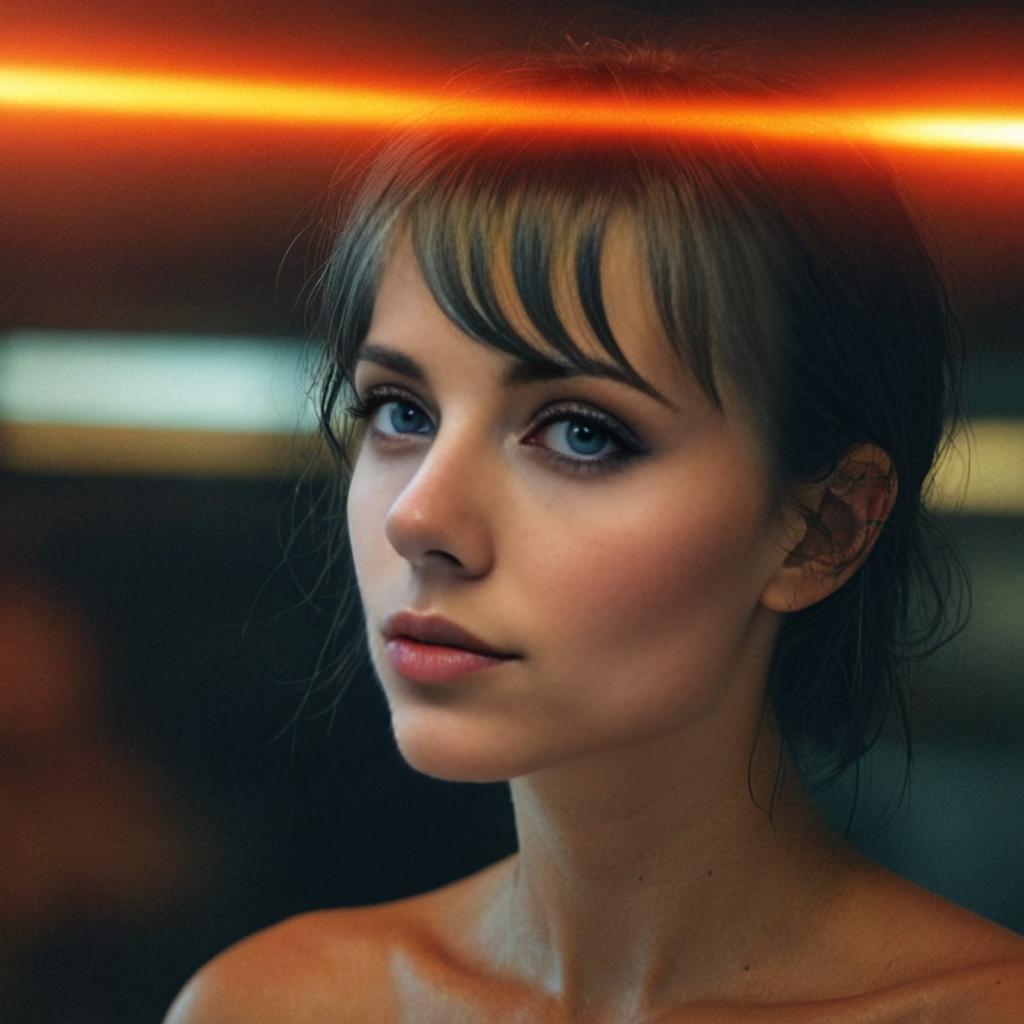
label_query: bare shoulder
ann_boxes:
[824,858,1024,1021]
[161,859,515,1024]
[907,908,1024,1022]
[162,905,403,1024]
[860,950,1024,1024]
[935,954,1024,1021]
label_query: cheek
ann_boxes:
[345,460,391,592]
[518,466,772,720]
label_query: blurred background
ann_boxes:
[1,1,1023,1020]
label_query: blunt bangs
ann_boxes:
[316,125,792,476]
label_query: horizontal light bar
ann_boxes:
[1,64,1023,154]
[0,330,317,434]
[928,421,1024,515]
[0,330,320,479]
[1,331,1022,505]
[0,421,310,479]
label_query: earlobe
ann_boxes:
[760,443,898,615]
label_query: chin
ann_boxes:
[388,709,535,784]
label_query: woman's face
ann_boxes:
[346,218,794,783]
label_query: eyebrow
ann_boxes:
[354,341,678,411]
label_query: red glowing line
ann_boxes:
[1,64,1023,153]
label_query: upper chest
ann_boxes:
[309,878,1024,1024]
[367,942,1021,1024]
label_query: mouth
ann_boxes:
[403,638,476,651]
[382,610,517,659]
[382,634,515,683]
[387,633,517,660]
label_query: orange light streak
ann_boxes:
[1,64,1023,154]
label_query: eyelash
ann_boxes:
[343,385,644,477]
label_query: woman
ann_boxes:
[167,25,1024,1022]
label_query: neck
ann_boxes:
[474,706,862,1020]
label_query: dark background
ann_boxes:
[1,2,1023,1021]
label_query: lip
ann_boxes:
[383,638,512,683]
[382,611,517,659]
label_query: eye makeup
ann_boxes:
[344,384,648,477]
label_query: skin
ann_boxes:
[165,215,1024,1023]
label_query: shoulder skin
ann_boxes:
[162,908,398,1024]
[931,954,1024,1023]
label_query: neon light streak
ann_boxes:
[1,64,1023,154]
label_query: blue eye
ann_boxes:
[344,385,643,476]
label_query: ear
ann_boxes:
[760,443,898,614]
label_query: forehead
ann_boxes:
[367,211,699,406]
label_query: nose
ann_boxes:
[382,428,496,576]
